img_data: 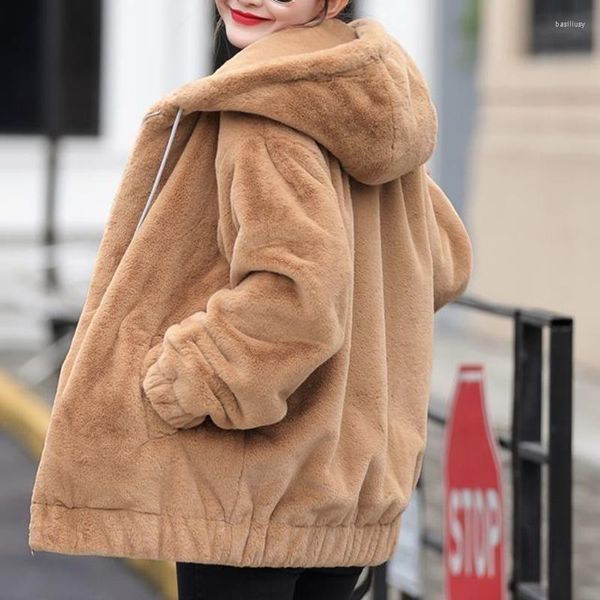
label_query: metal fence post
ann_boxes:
[511,312,543,595]
[548,319,573,600]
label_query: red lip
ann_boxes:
[230,7,273,25]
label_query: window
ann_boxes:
[531,0,593,54]
[0,0,103,135]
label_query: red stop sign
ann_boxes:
[443,364,506,600]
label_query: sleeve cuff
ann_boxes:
[141,332,214,430]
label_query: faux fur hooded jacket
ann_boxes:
[29,17,473,569]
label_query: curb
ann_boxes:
[0,368,178,600]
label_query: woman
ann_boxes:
[29,1,473,599]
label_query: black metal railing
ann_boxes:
[371,294,573,600]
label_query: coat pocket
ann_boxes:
[139,334,179,440]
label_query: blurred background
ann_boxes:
[0,0,598,598]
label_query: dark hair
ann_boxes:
[214,0,350,48]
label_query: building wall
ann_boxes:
[468,0,600,370]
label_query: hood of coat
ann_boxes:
[146,17,438,186]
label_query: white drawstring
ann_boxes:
[134,106,184,235]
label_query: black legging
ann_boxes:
[176,562,365,600]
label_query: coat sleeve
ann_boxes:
[424,172,473,313]
[141,126,353,431]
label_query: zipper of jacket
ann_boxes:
[133,105,184,236]
[28,109,184,560]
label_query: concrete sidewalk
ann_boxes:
[0,429,163,600]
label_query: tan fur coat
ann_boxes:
[29,16,473,567]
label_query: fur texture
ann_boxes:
[28,17,473,567]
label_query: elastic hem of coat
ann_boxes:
[29,502,401,567]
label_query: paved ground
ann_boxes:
[0,344,163,600]
[1,242,598,598]
[0,430,163,600]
